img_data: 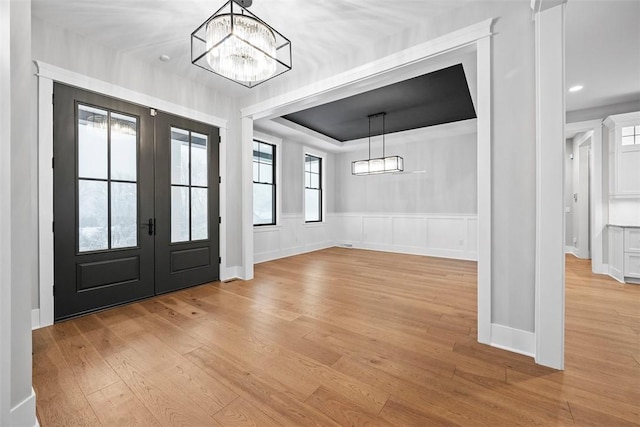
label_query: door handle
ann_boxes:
[143,218,155,236]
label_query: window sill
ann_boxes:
[253,224,282,232]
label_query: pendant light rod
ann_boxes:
[367,112,386,158]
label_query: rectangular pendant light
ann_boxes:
[352,156,404,175]
[352,113,404,176]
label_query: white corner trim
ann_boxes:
[564,246,577,256]
[608,265,625,283]
[253,130,283,145]
[490,323,535,358]
[34,61,227,129]
[31,310,40,330]
[221,266,242,282]
[10,388,38,427]
[603,111,640,128]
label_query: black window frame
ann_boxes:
[304,154,323,223]
[253,140,276,226]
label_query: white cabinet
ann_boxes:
[624,228,640,280]
[609,225,640,284]
[604,112,640,198]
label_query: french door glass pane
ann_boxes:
[78,179,108,251]
[111,182,137,249]
[171,128,190,185]
[191,188,208,240]
[171,186,189,243]
[110,113,137,181]
[191,132,208,187]
[305,188,320,222]
[253,183,274,224]
[78,105,108,179]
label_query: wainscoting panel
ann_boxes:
[392,217,428,248]
[254,214,336,264]
[335,213,478,261]
[363,216,393,245]
[254,213,478,263]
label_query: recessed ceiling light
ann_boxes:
[159,54,171,62]
[569,85,583,92]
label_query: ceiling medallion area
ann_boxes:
[191,0,292,88]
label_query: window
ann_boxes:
[170,127,209,243]
[77,104,138,252]
[253,140,276,225]
[304,154,322,222]
[621,126,640,146]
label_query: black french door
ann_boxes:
[53,84,219,321]
[154,112,219,294]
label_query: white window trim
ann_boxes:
[253,131,282,228]
[303,147,326,224]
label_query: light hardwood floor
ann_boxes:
[33,249,640,426]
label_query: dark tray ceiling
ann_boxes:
[283,64,476,142]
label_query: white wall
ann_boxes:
[567,99,640,124]
[1,1,37,425]
[335,130,477,214]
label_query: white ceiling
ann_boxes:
[31,0,640,131]
[565,0,640,112]
[31,0,474,98]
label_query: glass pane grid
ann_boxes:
[170,127,209,243]
[252,141,276,226]
[304,155,322,222]
[78,104,138,253]
[621,126,640,145]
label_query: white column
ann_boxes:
[0,0,14,423]
[241,116,255,279]
[534,1,566,370]
[2,0,39,425]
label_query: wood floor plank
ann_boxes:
[32,328,101,427]
[48,321,121,396]
[33,249,640,426]
[212,397,280,427]
[106,350,221,426]
[85,380,161,427]
[305,386,392,426]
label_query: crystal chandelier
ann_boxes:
[352,113,404,175]
[191,0,292,88]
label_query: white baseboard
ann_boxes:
[31,309,40,330]
[221,266,242,282]
[564,246,577,256]
[11,388,38,427]
[341,241,477,262]
[254,242,335,264]
[490,323,535,358]
[608,264,625,283]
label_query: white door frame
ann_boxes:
[34,61,229,328]
[240,19,496,346]
[566,120,605,273]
